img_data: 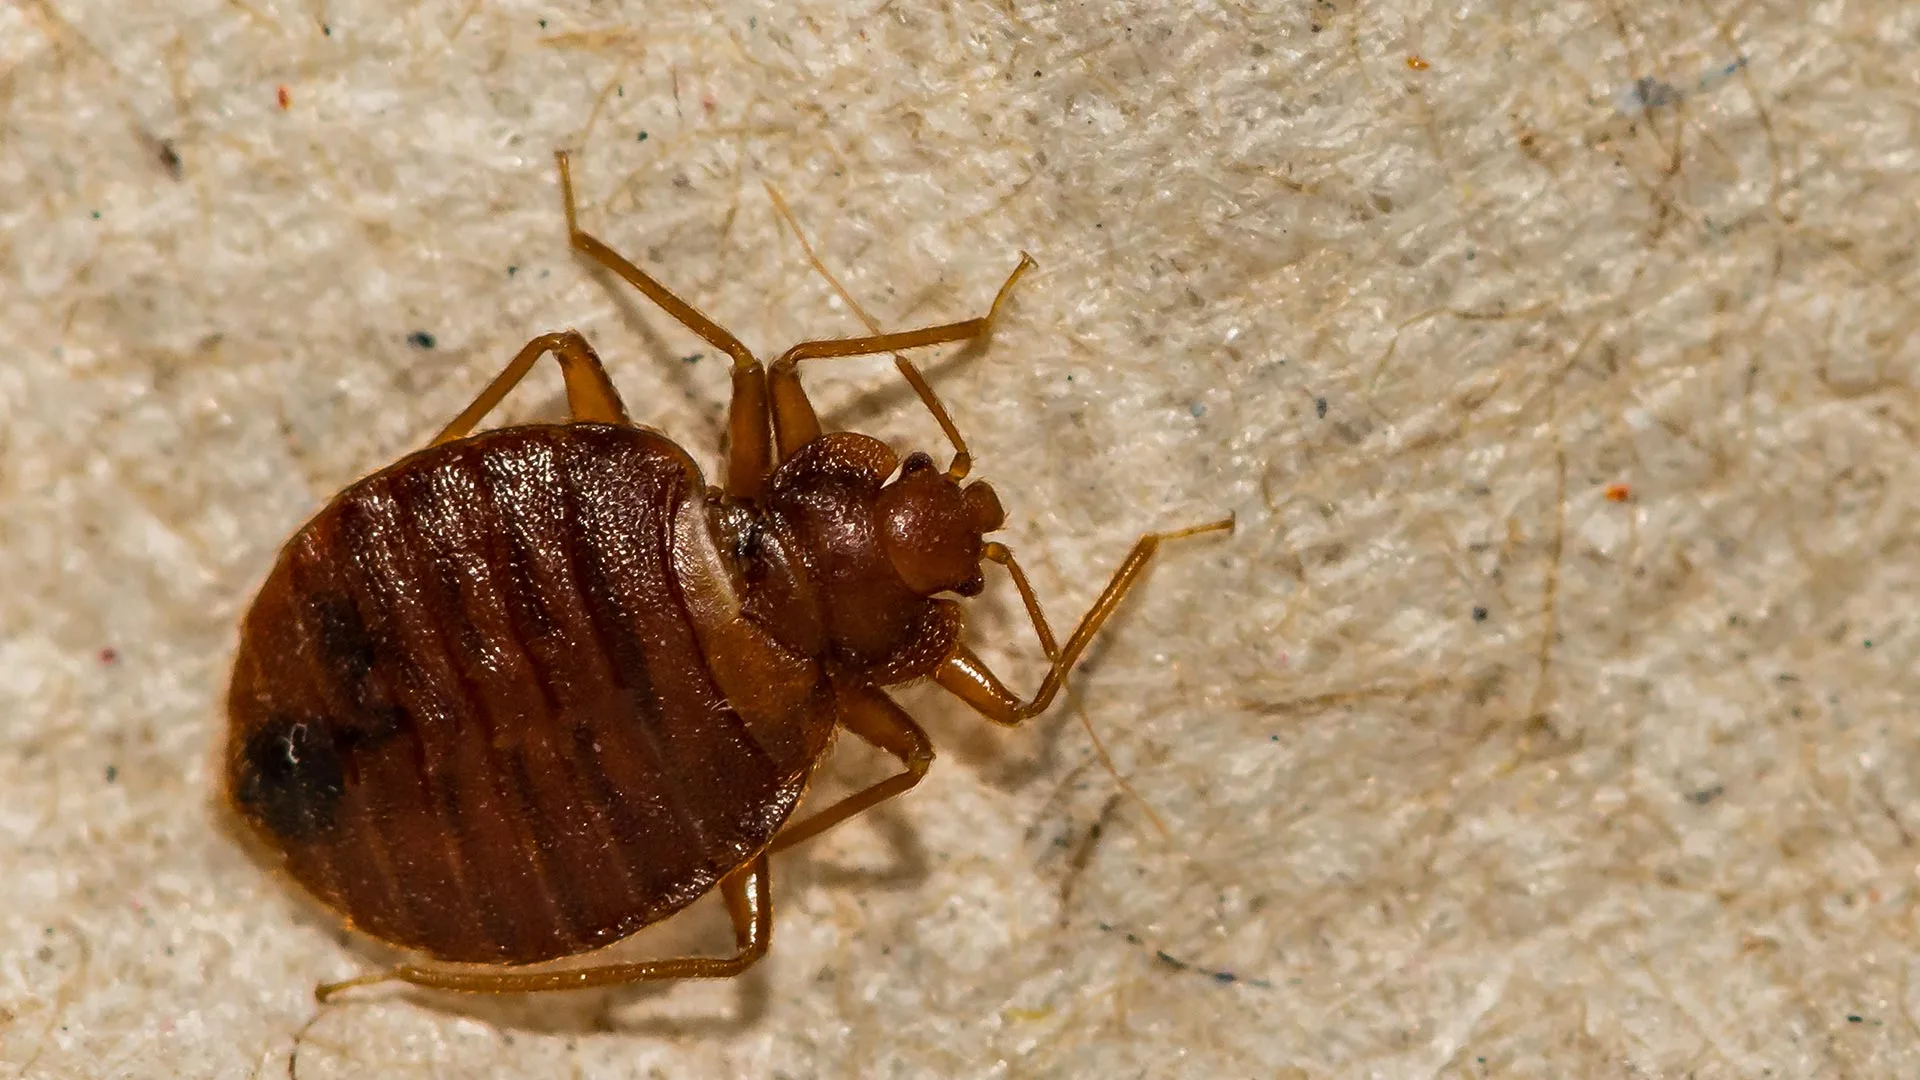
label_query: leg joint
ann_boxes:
[906,743,934,775]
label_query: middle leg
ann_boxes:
[766,254,1035,459]
[770,682,933,853]
[554,151,772,499]
[766,189,1035,479]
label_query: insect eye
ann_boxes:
[900,452,937,476]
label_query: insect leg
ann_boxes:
[933,519,1235,725]
[766,254,1034,459]
[765,189,1034,478]
[313,854,772,998]
[554,151,772,499]
[432,330,628,445]
[769,683,932,853]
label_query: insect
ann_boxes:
[224,151,1232,1000]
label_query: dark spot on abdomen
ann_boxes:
[310,593,376,683]
[237,714,348,841]
[337,702,407,750]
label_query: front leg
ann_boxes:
[934,519,1234,724]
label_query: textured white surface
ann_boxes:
[4,0,1919,1076]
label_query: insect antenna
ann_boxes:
[764,184,1165,835]
[762,182,976,479]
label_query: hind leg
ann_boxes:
[315,854,772,999]
[431,330,628,445]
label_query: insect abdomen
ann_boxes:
[227,426,823,964]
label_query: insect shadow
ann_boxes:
[227,788,930,1038]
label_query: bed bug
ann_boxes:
[224,151,1232,1000]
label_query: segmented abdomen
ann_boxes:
[227,424,827,964]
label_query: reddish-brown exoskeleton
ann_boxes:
[223,152,1231,999]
